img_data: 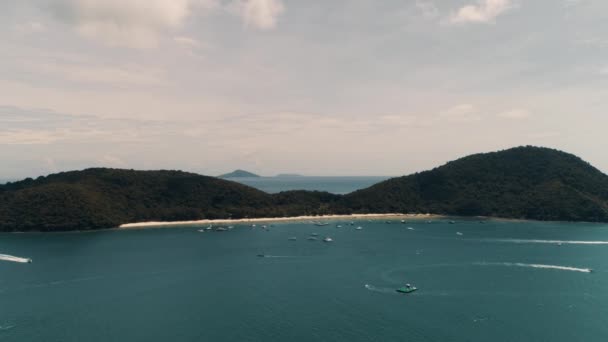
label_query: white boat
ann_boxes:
[323,237,333,242]
[197,229,205,233]
[356,226,363,230]
[205,226,213,231]
[456,232,463,236]
[336,225,342,228]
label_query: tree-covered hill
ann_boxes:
[343,146,608,222]
[1,146,607,231]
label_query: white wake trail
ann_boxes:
[486,239,608,245]
[475,262,591,273]
[0,254,31,263]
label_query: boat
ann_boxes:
[356,226,363,230]
[215,227,227,232]
[197,229,205,233]
[307,237,318,241]
[396,284,417,294]
[257,254,266,258]
[323,237,333,242]
[449,221,456,224]
[288,237,297,241]
[456,232,463,236]
[336,225,342,228]
[205,226,213,231]
[315,222,329,227]
[401,220,406,224]
[310,233,319,236]
[27,258,33,263]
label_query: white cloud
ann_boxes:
[14,21,47,34]
[449,0,514,24]
[174,36,201,47]
[235,0,285,30]
[49,0,217,48]
[439,104,481,122]
[497,108,530,119]
[416,0,440,19]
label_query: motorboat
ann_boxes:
[396,284,417,294]
[323,237,333,242]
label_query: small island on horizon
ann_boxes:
[1,146,608,232]
[218,169,261,178]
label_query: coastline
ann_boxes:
[119,213,444,229]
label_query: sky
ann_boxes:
[1,0,608,178]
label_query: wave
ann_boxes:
[483,239,608,245]
[474,262,591,273]
[0,254,31,263]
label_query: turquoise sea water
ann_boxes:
[2,219,608,341]
[227,176,390,194]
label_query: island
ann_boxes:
[1,146,607,232]
[218,170,261,178]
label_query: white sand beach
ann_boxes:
[119,213,442,229]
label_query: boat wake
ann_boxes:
[474,262,592,273]
[0,254,31,264]
[483,239,608,245]
[261,255,298,258]
[364,284,398,294]
[0,324,15,331]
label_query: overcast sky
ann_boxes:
[1,0,607,178]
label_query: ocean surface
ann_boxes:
[2,219,608,341]
[226,176,390,194]
[2,178,608,341]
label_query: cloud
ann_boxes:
[416,0,440,19]
[174,36,201,47]
[235,0,285,30]
[449,0,515,24]
[497,109,530,119]
[14,21,47,34]
[439,104,481,122]
[48,0,217,48]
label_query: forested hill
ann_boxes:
[1,146,607,232]
[344,146,608,222]
[0,168,339,232]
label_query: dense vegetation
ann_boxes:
[1,146,607,231]
[344,146,608,222]
[218,170,260,178]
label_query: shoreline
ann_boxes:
[119,213,444,229]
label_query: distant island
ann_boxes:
[276,173,303,177]
[218,170,260,178]
[1,146,607,232]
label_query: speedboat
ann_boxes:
[197,229,205,233]
[356,226,363,230]
[315,222,329,227]
[336,225,342,228]
[310,233,319,236]
[27,258,33,263]
[396,284,417,294]
[323,237,333,242]
[456,232,463,236]
[205,226,213,231]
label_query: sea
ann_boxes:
[226,176,390,194]
[2,179,608,341]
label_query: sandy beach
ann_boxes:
[119,213,443,229]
